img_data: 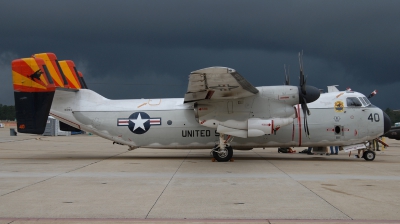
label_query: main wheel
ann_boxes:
[212,146,233,162]
[363,150,376,161]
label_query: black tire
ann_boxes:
[362,151,367,158]
[363,150,376,161]
[212,145,233,162]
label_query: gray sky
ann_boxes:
[1,0,399,109]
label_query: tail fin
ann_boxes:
[34,54,88,132]
[33,53,70,88]
[59,60,87,89]
[12,57,56,134]
[57,60,89,132]
[77,71,88,89]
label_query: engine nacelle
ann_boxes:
[248,117,293,137]
[215,117,294,138]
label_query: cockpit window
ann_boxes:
[358,97,367,106]
[346,97,362,107]
[363,97,371,106]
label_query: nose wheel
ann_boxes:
[363,150,376,161]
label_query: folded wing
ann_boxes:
[184,67,259,103]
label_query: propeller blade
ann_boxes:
[284,64,290,85]
[301,97,310,116]
[297,51,320,138]
[298,52,306,94]
[301,98,311,137]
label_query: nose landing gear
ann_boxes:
[363,150,376,161]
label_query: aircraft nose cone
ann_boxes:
[383,111,391,134]
[299,85,321,103]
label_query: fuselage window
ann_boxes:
[346,97,362,107]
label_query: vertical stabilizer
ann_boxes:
[77,71,88,89]
[34,54,85,132]
[12,58,56,134]
[59,60,84,89]
[33,53,70,88]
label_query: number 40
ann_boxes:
[368,113,380,122]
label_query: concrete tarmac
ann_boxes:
[0,127,400,224]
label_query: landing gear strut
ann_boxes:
[211,134,233,162]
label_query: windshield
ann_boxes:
[363,97,371,106]
[359,97,367,106]
[346,97,362,107]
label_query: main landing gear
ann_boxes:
[211,134,234,162]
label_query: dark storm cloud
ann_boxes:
[1,0,399,109]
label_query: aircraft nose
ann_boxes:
[383,111,391,134]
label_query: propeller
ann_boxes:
[284,64,290,85]
[299,52,307,95]
[297,51,320,138]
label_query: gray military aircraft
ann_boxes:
[12,53,391,162]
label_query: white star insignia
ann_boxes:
[130,113,149,131]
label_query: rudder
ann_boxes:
[33,53,84,132]
[12,58,56,134]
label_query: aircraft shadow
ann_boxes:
[1,154,362,162]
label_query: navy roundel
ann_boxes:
[117,112,161,134]
[128,112,151,134]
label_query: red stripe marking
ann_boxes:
[150,119,160,124]
[65,75,79,89]
[16,59,35,75]
[13,84,54,93]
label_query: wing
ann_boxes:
[184,67,259,103]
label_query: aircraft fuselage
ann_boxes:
[49,88,386,150]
